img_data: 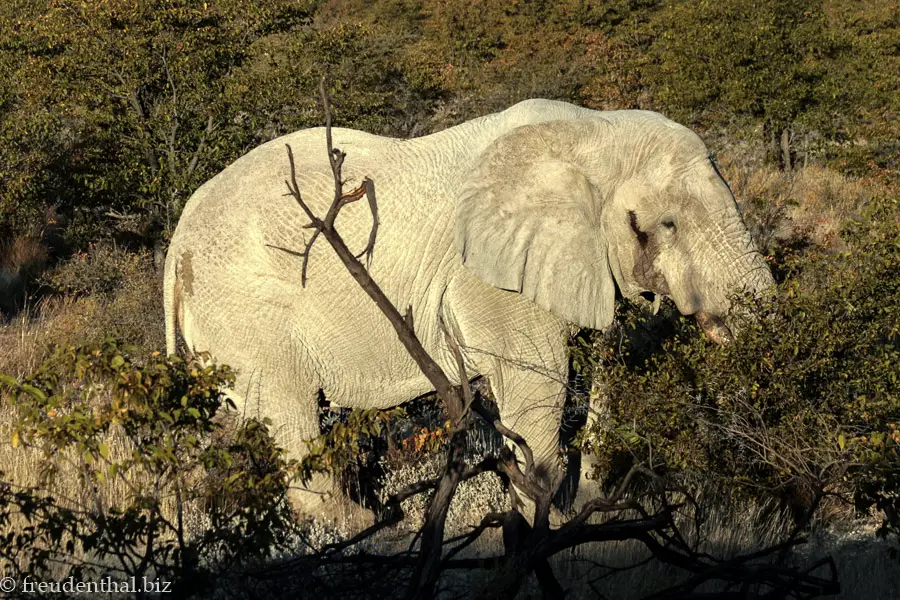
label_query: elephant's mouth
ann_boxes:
[695,311,733,345]
[634,290,732,344]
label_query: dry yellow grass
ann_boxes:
[0,297,98,378]
[0,234,48,274]
[718,154,886,250]
[0,247,174,575]
[0,247,164,378]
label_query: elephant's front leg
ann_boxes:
[444,274,572,522]
[486,355,568,517]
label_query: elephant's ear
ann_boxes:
[455,122,616,331]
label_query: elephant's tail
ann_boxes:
[163,245,179,357]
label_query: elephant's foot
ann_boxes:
[288,483,376,535]
[508,485,569,529]
[570,475,605,523]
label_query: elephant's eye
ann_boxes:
[661,219,677,233]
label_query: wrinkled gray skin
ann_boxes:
[164,99,773,517]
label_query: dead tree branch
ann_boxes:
[279,77,471,600]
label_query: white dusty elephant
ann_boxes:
[164,99,773,517]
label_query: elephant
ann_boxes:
[163,99,773,520]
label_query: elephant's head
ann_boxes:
[455,114,774,341]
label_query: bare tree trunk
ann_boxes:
[781,126,793,172]
[406,427,468,600]
[765,120,780,167]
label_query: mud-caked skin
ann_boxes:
[164,99,773,518]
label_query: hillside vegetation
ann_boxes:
[0,0,895,249]
[0,1,897,598]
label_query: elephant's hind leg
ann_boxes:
[245,355,376,530]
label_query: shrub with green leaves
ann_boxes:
[578,196,899,539]
[0,0,895,249]
[298,406,404,488]
[0,340,296,595]
[0,0,452,247]
[0,1,316,243]
[39,242,145,298]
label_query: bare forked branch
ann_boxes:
[273,79,381,286]
[356,177,379,265]
[277,76,470,600]
[468,396,536,477]
[282,80,460,425]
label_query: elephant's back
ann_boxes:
[174,98,612,244]
[168,123,467,321]
[175,127,401,229]
[169,99,627,297]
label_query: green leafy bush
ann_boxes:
[0,0,453,247]
[40,242,143,298]
[579,196,899,539]
[0,340,297,594]
[299,407,404,486]
[0,0,318,245]
[0,0,895,248]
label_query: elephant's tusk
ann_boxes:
[651,293,661,315]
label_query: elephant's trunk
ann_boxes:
[700,247,773,345]
[695,311,733,345]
